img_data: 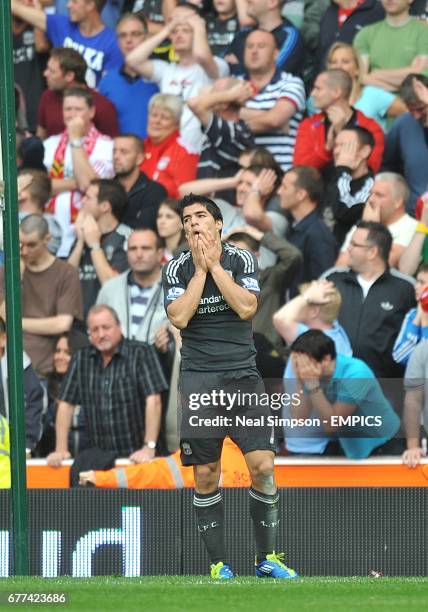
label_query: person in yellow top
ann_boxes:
[0,415,11,489]
[79,437,251,489]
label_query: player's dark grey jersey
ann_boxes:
[162,243,260,371]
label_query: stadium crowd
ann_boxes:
[2,0,428,482]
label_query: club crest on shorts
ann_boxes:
[181,442,193,456]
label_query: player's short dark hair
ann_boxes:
[90,179,127,220]
[50,47,87,84]
[355,220,392,264]
[290,329,336,362]
[399,73,428,106]
[288,166,324,205]
[63,87,94,107]
[227,232,260,252]
[179,194,223,224]
[0,317,5,335]
[340,126,375,150]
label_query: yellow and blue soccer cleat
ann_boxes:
[210,561,235,580]
[255,552,298,579]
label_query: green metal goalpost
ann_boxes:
[0,0,29,576]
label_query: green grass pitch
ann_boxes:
[0,577,427,612]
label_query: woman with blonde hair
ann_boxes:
[140,93,199,198]
[325,42,406,131]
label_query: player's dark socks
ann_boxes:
[193,490,227,564]
[249,487,280,562]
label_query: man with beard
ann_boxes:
[113,134,167,229]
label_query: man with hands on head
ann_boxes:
[162,193,298,581]
[11,0,123,87]
[46,304,167,468]
[187,78,254,191]
[290,329,400,459]
[273,280,352,456]
[126,3,229,153]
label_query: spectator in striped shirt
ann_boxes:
[238,29,306,171]
[96,228,170,346]
[188,78,255,204]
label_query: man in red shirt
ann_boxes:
[37,46,118,140]
[293,68,384,173]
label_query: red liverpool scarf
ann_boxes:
[46,126,99,221]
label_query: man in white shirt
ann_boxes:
[336,172,417,268]
[43,88,114,257]
[125,4,229,152]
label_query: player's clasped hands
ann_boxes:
[188,232,208,272]
[199,230,222,270]
[189,229,222,273]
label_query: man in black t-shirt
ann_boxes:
[323,126,375,246]
[206,0,239,57]
[162,194,298,581]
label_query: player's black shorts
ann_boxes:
[179,368,276,465]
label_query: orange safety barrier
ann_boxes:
[25,458,428,489]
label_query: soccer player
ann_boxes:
[162,194,298,580]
